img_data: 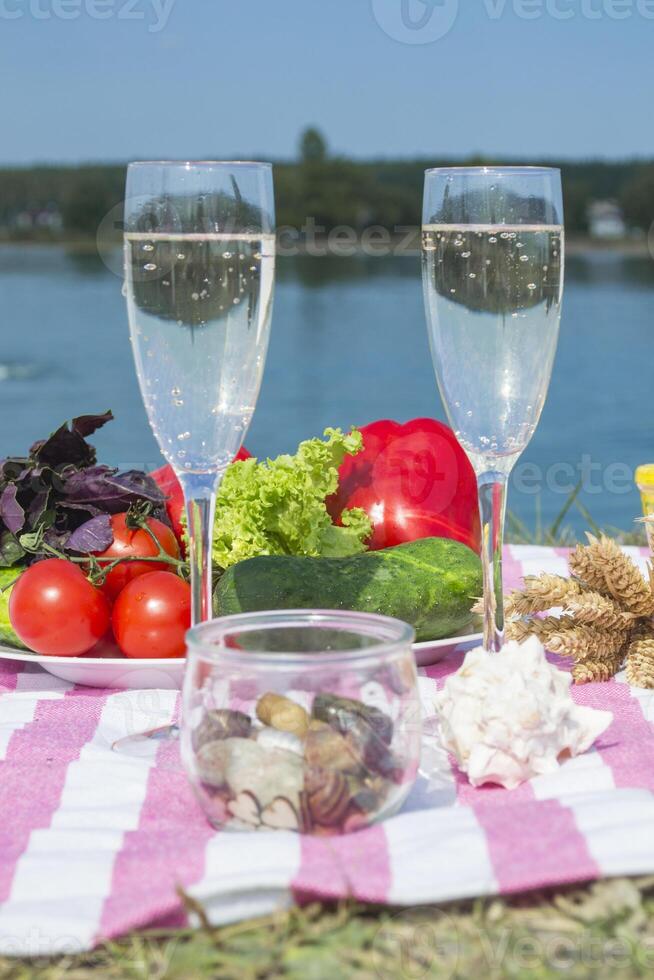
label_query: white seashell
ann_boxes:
[360,681,392,715]
[418,676,439,719]
[360,679,402,723]
[227,790,261,827]
[284,689,314,713]
[256,726,304,756]
[260,796,300,831]
[434,636,613,789]
[223,737,303,809]
[207,677,230,708]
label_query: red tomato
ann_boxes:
[327,418,480,554]
[9,559,110,657]
[94,512,180,600]
[150,447,251,548]
[112,571,191,659]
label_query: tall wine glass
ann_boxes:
[124,162,275,625]
[422,168,563,651]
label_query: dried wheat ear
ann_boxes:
[504,534,654,686]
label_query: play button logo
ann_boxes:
[371,0,459,44]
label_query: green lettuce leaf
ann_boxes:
[0,566,28,650]
[212,428,371,568]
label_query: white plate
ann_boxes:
[0,636,185,690]
[0,629,483,689]
[413,630,482,668]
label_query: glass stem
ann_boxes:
[179,473,218,626]
[477,471,508,653]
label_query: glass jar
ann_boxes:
[181,610,421,834]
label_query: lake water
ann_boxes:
[0,244,652,535]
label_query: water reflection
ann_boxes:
[566,252,654,288]
[0,243,653,532]
[3,243,652,289]
[276,252,421,286]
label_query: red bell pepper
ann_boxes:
[327,418,480,554]
[150,447,251,547]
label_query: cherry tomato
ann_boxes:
[9,558,110,657]
[150,446,251,549]
[94,512,180,600]
[112,571,191,659]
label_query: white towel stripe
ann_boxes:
[531,747,616,800]
[554,789,654,877]
[0,671,71,760]
[0,690,176,955]
[189,832,302,926]
[385,806,498,904]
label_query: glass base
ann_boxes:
[111,723,180,755]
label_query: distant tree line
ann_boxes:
[1,128,654,241]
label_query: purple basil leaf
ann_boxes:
[0,485,25,535]
[30,422,97,469]
[71,410,114,439]
[61,466,122,505]
[0,412,167,557]
[0,458,27,482]
[29,411,112,469]
[62,467,166,512]
[67,514,113,553]
[108,470,166,505]
[60,465,116,497]
[27,489,51,526]
[25,466,56,494]
[58,500,104,518]
[43,527,70,552]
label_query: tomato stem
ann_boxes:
[20,513,190,586]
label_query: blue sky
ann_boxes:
[1,0,652,164]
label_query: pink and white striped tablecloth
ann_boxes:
[2,545,654,956]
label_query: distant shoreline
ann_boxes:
[565,237,651,257]
[0,234,651,259]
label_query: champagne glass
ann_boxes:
[422,168,563,651]
[124,162,275,625]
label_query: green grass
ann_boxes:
[3,878,654,979]
[506,485,647,548]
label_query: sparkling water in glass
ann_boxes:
[422,167,564,651]
[124,162,275,624]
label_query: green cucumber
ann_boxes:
[214,537,482,642]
